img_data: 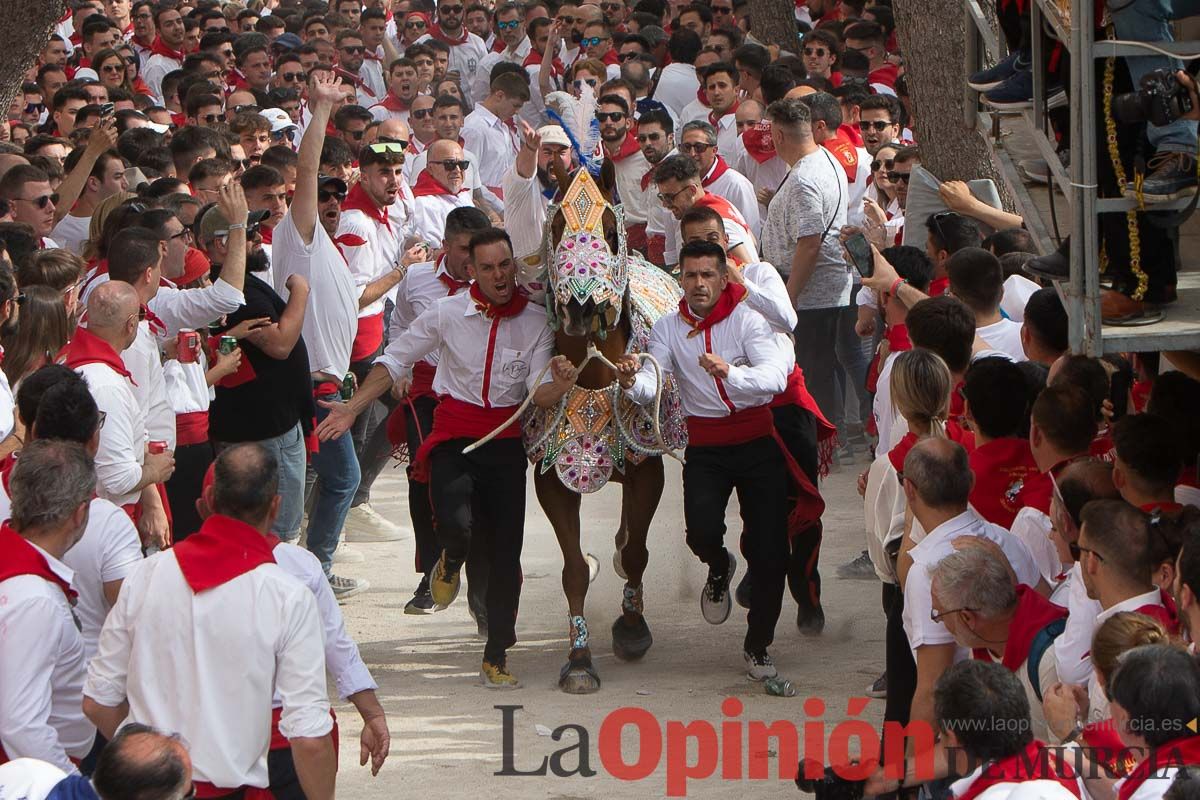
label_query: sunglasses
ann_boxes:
[124,55,138,65]
[439,5,463,13]
[595,111,625,122]
[271,129,296,141]
[435,159,470,171]
[859,120,895,132]
[680,142,713,153]
[318,189,347,203]
[573,78,598,90]
[618,51,640,62]
[581,36,605,48]
[198,113,221,124]
[340,45,365,54]
[101,63,124,73]
[405,20,427,28]
[24,103,44,114]
[369,141,408,153]
[803,47,829,57]
[871,158,894,172]
[712,4,733,12]
[558,14,576,23]
[342,127,366,140]
[15,192,58,209]
[232,158,253,171]
[636,132,663,142]
[410,108,433,119]
[601,2,623,9]
[886,171,911,183]
[280,71,307,82]
[233,104,259,114]
[497,19,520,29]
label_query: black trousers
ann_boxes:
[683,436,789,653]
[164,441,214,542]
[404,395,439,575]
[267,747,306,800]
[882,581,918,739]
[429,437,527,663]
[793,307,844,426]
[773,405,824,612]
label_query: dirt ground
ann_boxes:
[331,448,887,799]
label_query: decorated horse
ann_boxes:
[519,95,687,694]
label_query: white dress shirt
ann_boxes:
[406,145,496,210]
[162,357,211,415]
[149,277,245,337]
[710,110,740,158]
[85,549,332,790]
[1084,588,1166,716]
[337,208,391,322]
[0,371,12,441]
[606,145,651,226]
[368,102,409,125]
[271,209,359,379]
[122,323,175,450]
[0,546,95,772]
[49,213,90,256]
[77,361,146,506]
[873,350,903,456]
[742,262,798,336]
[471,38,531,101]
[376,290,555,407]
[141,53,182,101]
[388,258,467,364]
[410,190,475,249]
[1051,561,1104,685]
[902,509,1041,658]
[1009,506,1062,586]
[664,202,758,268]
[625,302,789,417]
[415,32,489,103]
[359,57,386,102]
[654,63,700,120]
[704,160,761,237]
[461,104,519,195]
[679,97,707,125]
[499,165,551,300]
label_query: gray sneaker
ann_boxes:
[836,550,878,580]
[701,550,737,625]
[329,573,369,600]
[744,649,778,681]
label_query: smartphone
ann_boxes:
[99,102,115,117]
[844,232,873,279]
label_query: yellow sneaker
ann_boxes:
[481,659,521,689]
[429,552,461,608]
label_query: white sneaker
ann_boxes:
[744,649,778,681]
[344,504,404,543]
[329,574,369,600]
[333,540,364,564]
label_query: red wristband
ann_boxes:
[890,277,907,295]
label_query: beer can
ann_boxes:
[177,330,200,363]
[340,372,355,401]
[218,335,237,355]
[148,440,167,455]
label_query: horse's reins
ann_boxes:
[462,342,685,464]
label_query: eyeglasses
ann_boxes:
[601,2,624,10]
[405,20,427,28]
[558,15,576,23]
[657,185,690,204]
[930,606,974,623]
[573,79,598,90]
[618,51,640,62]
[24,103,44,114]
[497,19,521,29]
[434,159,470,171]
[871,158,894,172]
[803,47,829,57]
[846,44,877,55]
[169,228,192,242]
[318,189,347,203]
[410,108,433,119]
[595,111,625,122]
[340,45,365,54]
[280,71,307,82]
[859,120,895,132]
[124,55,138,65]
[14,193,58,209]
[580,36,605,48]
[369,141,408,153]
[680,142,714,153]
[126,306,148,325]
[886,170,912,183]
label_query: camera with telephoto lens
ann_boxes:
[1112,68,1196,127]
[796,759,867,800]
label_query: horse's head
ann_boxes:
[545,161,628,338]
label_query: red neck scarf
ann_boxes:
[1135,590,1180,635]
[695,192,749,236]
[431,23,469,45]
[742,121,776,164]
[869,63,900,89]
[142,305,166,337]
[838,122,864,148]
[226,68,251,93]
[969,437,1039,528]
[332,231,368,264]
[438,257,470,294]
[607,131,641,163]
[678,282,746,338]
[1118,736,1200,800]
[523,49,565,76]
[640,164,657,191]
[889,432,919,474]
[173,514,278,593]
[1015,454,1088,515]
[972,585,1067,669]
[599,48,620,66]
[58,326,134,381]
[929,276,950,297]
[379,92,412,112]
[149,35,184,62]
[342,182,391,230]
[0,523,76,600]
[709,100,738,127]
[701,155,730,187]
[411,169,469,198]
[885,323,911,353]
[469,282,528,319]
[954,741,1080,800]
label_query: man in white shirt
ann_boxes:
[408,95,505,219]
[141,4,186,101]
[317,228,572,688]
[870,247,934,454]
[84,443,337,799]
[462,71,528,202]
[636,109,677,267]
[421,0,489,102]
[410,139,475,247]
[654,29,702,120]
[731,101,791,223]
[0,440,98,773]
[369,57,420,123]
[653,153,757,268]
[60,282,175,542]
[596,94,650,253]
[51,150,127,256]
[471,3,531,101]
[948,248,1026,361]
[502,121,573,300]
[898,437,1042,742]
[679,120,760,236]
[0,165,62,249]
[700,62,741,155]
[617,241,792,681]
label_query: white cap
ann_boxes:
[259,107,298,133]
[536,124,571,148]
[73,67,99,82]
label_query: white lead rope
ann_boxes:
[462,342,685,464]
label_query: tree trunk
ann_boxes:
[1,2,66,115]
[892,0,1016,210]
[749,0,799,55]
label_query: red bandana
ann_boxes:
[411,169,470,198]
[971,585,1067,669]
[709,100,738,128]
[885,323,912,353]
[1135,590,1180,635]
[695,192,750,237]
[677,282,746,338]
[58,326,135,382]
[954,741,1080,800]
[143,305,167,337]
[1118,736,1200,800]
[869,63,900,89]
[838,122,864,148]
[599,48,620,66]
[342,182,391,230]
[701,155,730,187]
[969,437,1039,528]
[1014,455,1088,515]
[607,131,641,163]
[929,276,950,297]
[226,68,251,94]
[742,121,777,164]
[332,232,368,264]
[0,523,76,600]
[469,282,528,319]
[172,514,278,593]
[149,35,184,62]
[430,22,469,45]
[258,225,273,245]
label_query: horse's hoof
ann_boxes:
[585,553,599,583]
[612,549,627,580]
[558,655,601,694]
[612,615,653,661]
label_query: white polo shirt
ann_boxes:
[122,322,175,450]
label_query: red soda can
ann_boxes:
[148,440,167,455]
[177,330,200,363]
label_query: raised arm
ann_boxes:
[55,117,118,225]
[293,72,345,244]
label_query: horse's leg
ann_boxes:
[611,456,664,661]
[534,468,600,693]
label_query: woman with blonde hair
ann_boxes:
[17,248,86,324]
[1,285,71,389]
[82,191,138,265]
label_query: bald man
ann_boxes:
[59,281,175,532]
[410,139,474,248]
[0,154,29,186]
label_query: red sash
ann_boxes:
[969,437,1039,528]
[954,741,1080,800]
[771,366,838,476]
[268,706,340,755]
[1082,720,1138,777]
[410,360,438,399]
[411,397,520,482]
[176,411,209,446]
[172,514,278,593]
[341,182,390,231]
[0,524,76,600]
[351,312,385,362]
[971,585,1067,669]
[194,783,273,799]
[1118,735,1200,800]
